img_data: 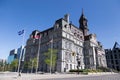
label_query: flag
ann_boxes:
[33,33,41,39]
[18,30,24,35]
[34,34,40,39]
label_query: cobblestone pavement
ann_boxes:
[0,72,119,80]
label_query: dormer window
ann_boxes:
[64,24,67,28]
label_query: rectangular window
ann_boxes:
[114,54,117,59]
[116,66,119,71]
[111,55,113,59]
[112,65,114,69]
[114,50,116,53]
[111,60,114,64]
[118,50,120,52]
[115,60,118,64]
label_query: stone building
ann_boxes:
[105,42,120,71]
[25,12,107,72]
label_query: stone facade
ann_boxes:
[25,12,107,72]
[84,34,107,69]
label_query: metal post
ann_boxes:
[50,37,53,74]
[36,35,41,73]
[18,30,25,76]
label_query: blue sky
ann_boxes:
[0,0,120,59]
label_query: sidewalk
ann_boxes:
[0,72,118,80]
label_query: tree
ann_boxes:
[0,62,3,71]
[10,59,18,72]
[23,58,37,73]
[5,63,11,71]
[44,48,57,72]
[30,58,37,73]
[32,58,37,70]
[3,61,7,71]
[23,59,33,73]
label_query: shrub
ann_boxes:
[69,69,83,72]
[97,67,111,72]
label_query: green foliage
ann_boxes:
[23,58,38,73]
[32,58,37,69]
[97,67,111,72]
[10,59,18,72]
[69,69,88,75]
[27,59,33,69]
[0,62,3,71]
[69,68,108,74]
[69,67,120,74]
[44,48,57,70]
[4,63,11,71]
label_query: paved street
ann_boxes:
[39,74,120,80]
[0,72,119,80]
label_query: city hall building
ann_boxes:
[25,12,107,72]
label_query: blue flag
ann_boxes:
[18,30,24,35]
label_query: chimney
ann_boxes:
[64,14,69,24]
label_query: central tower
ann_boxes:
[79,10,89,36]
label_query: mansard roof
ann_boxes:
[41,27,53,33]
[113,42,120,49]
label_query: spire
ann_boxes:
[80,8,86,21]
[79,9,89,36]
[79,9,88,27]
[82,8,84,15]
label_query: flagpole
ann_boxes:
[22,30,25,45]
[50,36,53,74]
[36,34,41,73]
[17,30,25,76]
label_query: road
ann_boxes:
[0,72,119,80]
[39,74,120,80]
